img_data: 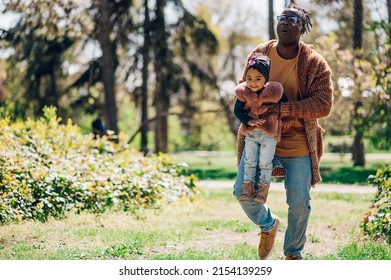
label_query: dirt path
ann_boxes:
[181,180,376,259]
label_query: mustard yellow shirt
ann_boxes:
[266,42,309,157]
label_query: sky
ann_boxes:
[0,10,20,29]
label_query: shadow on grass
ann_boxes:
[320,167,377,184]
[185,166,377,184]
[185,168,238,180]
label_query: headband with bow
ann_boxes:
[246,54,270,81]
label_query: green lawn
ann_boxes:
[1,186,389,260]
[171,151,390,185]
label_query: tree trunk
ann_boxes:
[268,0,275,39]
[388,0,391,42]
[141,0,151,154]
[353,0,363,49]
[154,0,170,153]
[352,0,365,166]
[97,0,119,135]
[352,132,365,166]
[48,65,58,108]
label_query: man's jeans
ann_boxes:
[244,130,277,184]
[233,150,312,257]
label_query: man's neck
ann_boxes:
[276,42,300,59]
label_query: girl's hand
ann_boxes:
[248,118,265,126]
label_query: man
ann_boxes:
[92,112,107,138]
[233,3,333,260]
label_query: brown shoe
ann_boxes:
[253,182,270,204]
[258,217,280,259]
[239,181,256,201]
[285,253,303,260]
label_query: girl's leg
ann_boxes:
[243,135,259,182]
[258,137,277,184]
[233,149,277,232]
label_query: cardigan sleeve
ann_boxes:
[234,99,252,126]
[280,55,333,119]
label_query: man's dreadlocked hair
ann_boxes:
[286,2,312,34]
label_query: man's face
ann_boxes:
[276,8,304,45]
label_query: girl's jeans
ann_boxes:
[233,149,312,257]
[244,130,276,184]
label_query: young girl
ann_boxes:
[234,53,285,204]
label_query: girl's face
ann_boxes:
[245,68,266,92]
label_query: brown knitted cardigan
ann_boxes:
[236,40,334,186]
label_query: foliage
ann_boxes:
[1,0,95,117]
[1,1,390,159]
[0,107,198,224]
[365,19,391,150]
[361,165,391,244]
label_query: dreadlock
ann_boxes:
[286,2,312,34]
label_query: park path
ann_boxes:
[198,180,377,194]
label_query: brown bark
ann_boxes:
[153,0,170,153]
[268,0,276,40]
[141,0,151,154]
[352,0,365,166]
[97,0,119,135]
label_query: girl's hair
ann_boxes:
[286,2,312,34]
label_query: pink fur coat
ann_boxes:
[235,81,283,141]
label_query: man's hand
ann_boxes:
[263,103,280,115]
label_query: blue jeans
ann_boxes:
[244,130,276,184]
[233,150,312,257]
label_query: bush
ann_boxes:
[0,107,198,224]
[361,164,391,244]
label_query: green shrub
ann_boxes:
[361,165,391,244]
[0,107,198,224]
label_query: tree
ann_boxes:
[140,0,151,154]
[91,0,134,135]
[94,0,119,134]
[195,0,264,122]
[0,0,91,119]
[388,0,391,42]
[269,0,276,39]
[313,0,390,158]
[152,0,171,153]
[365,0,391,151]
[125,1,219,152]
[351,0,365,166]
[144,0,218,153]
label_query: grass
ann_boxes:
[172,151,239,180]
[171,151,390,185]
[1,186,389,260]
[326,242,391,260]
